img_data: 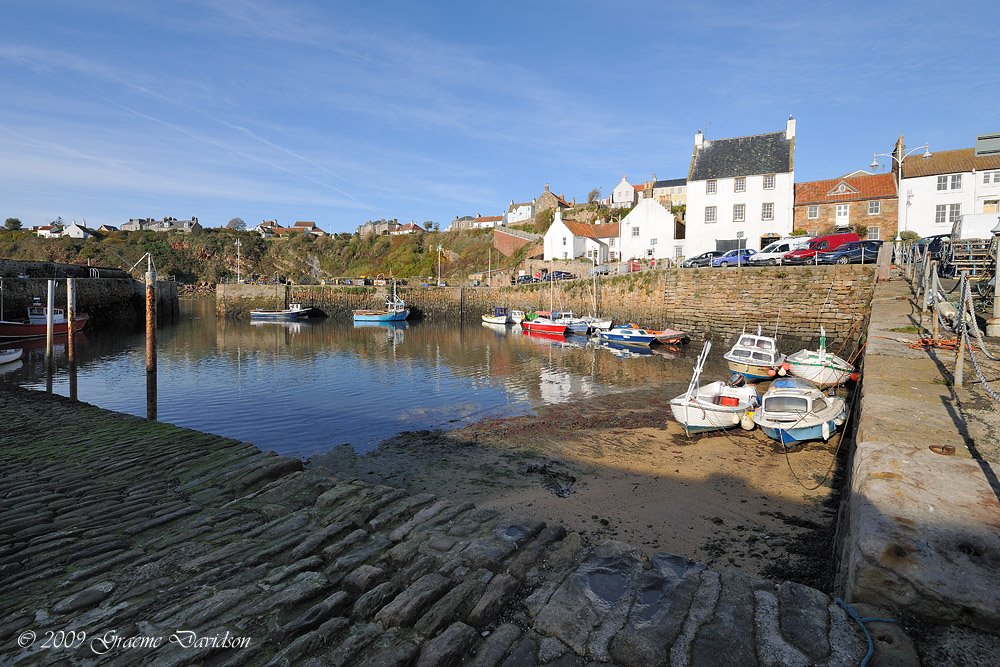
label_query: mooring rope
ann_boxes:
[835,597,897,667]
[957,276,1000,403]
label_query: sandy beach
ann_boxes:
[312,381,847,589]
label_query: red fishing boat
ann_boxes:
[0,297,90,340]
[520,316,567,335]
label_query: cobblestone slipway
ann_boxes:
[0,387,913,665]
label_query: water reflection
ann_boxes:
[6,299,756,457]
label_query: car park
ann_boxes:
[782,232,861,265]
[748,238,810,266]
[815,240,883,264]
[682,251,723,268]
[711,248,757,267]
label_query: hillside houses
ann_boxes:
[122,217,202,233]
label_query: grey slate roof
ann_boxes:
[689,131,793,181]
[653,178,686,188]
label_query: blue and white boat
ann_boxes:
[752,377,847,445]
[598,325,658,345]
[353,283,409,322]
[249,302,320,321]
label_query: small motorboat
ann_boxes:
[0,297,90,340]
[670,341,759,434]
[786,327,855,387]
[353,282,409,322]
[752,377,847,445]
[510,309,526,325]
[552,311,590,335]
[521,314,567,335]
[482,306,512,325]
[581,315,613,332]
[723,326,786,381]
[599,325,657,345]
[632,324,688,344]
[249,302,321,321]
[0,348,23,365]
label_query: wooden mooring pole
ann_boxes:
[45,279,54,392]
[146,269,157,420]
[67,277,77,400]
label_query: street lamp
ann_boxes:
[870,143,932,242]
[436,244,443,286]
[235,239,242,283]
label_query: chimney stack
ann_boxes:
[785,115,796,140]
[544,183,550,192]
[694,130,704,148]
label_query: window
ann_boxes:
[937,175,948,191]
[985,172,993,184]
[675,245,684,259]
[733,204,745,222]
[867,227,880,240]
[562,237,566,246]
[705,206,717,223]
[807,205,819,219]
[734,177,746,192]
[650,237,658,245]
[706,180,717,194]
[646,249,654,257]
[868,201,881,215]
[938,174,963,190]
[761,202,774,221]
[631,226,640,237]
[562,252,568,259]
[610,238,615,247]
[948,203,961,223]
[951,174,962,189]
[935,204,947,224]
[763,174,775,190]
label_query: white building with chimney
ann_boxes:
[618,197,685,262]
[685,117,797,255]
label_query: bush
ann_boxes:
[900,231,919,243]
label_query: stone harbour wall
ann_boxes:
[219,266,875,338]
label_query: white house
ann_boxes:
[61,222,92,239]
[610,176,638,209]
[618,198,685,261]
[894,134,1000,238]
[505,200,535,225]
[685,117,796,256]
[35,224,63,238]
[471,214,504,229]
[543,210,620,263]
[651,178,686,207]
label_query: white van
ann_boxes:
[748,237,811,266]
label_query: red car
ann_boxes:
[783,232,861,265]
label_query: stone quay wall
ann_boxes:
[0,275,178,328]
[219,266,875,339]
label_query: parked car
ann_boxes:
[515,275,535,284]
[749,238,811,266]
[711,248,757,267]
[682,251,723,268]
[816,240,883,264]
[915,233,951,260]
[782,232,861,265]
[588,264,611,277]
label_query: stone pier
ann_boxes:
[0,386,913,665]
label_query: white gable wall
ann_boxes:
[618,198,683,260]
[686,171,794,256]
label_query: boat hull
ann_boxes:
[670,381,759,433]
[724,358,781,381]
[353,309,410,322]
[481,314,510,325]
[599,331,656,345]
[760,420,841,445]
[0,316,89,340]
[522,320,567,335]
[250,311,306,321]
[0,348,23,364]
[786,350,853,387]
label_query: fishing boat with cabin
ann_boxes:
[249,302,322,322]
[353,282,410,323]
[481,306,512,325]
[723,327,786,381]
[0,297,90,340]
[752,377,847,445]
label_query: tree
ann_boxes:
[432,222,440,232]
[227,217,246,231]
[587,188,601,204]
[423,221,434,231]
[4,217,22,231]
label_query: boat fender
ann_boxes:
[740,413,755,431]
[849,372,860,383]
[777,365,788,376]
[767,368,777,377]
[821,420,831,441]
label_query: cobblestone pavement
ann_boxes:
[0,387,913,665]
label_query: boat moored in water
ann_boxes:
[249,302,322,321]
[481,306,512,325]
[353,282,410,322]
[0,298,90,340]
[752,377,847,445]
[0,348,23,365]
[599,325,657,345]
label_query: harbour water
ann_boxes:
[4,299,739,457]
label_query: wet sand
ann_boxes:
[312,382,847,588]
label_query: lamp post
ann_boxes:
[987,217,1000,337]
[235,239,242,283]
[870,143,932,243]
[436,244,443,286]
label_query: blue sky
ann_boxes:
[1,1,997,233]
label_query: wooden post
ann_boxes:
[931,272,940,341]
[146,269,157,420]
[66,278,76,364]
[955,272,967,387]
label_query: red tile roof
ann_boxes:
[563,220,620,239]
[900,147,1000,178]
[794,173,897,205]
[474,215,503,223]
